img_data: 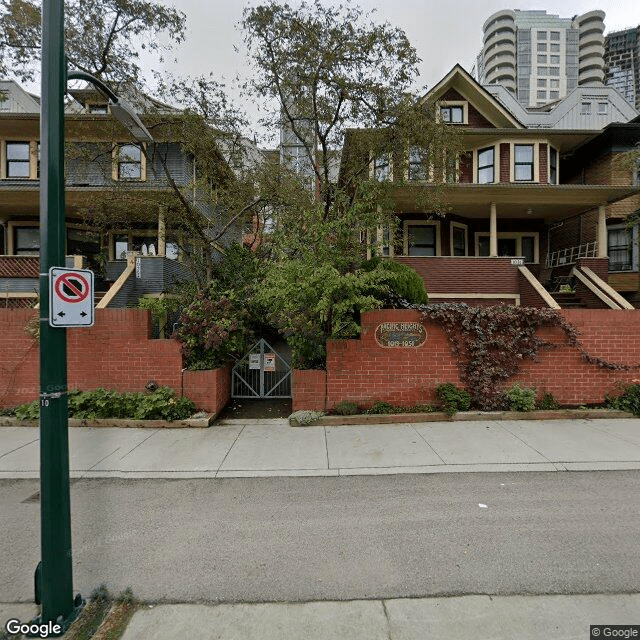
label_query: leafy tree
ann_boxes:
[0,0,186,89]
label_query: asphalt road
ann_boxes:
[2,471,640,603]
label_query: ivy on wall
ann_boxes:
[418,303,640,409]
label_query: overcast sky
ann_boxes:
[148,0,639,136]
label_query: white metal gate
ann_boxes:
[231,339,292,398]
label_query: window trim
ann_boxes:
[437,101,468,125]
[510,142,538,182]
[607,223,638,272]
[475,145,496,184]
[474,231,539,263]
[450,222,468,257]
[403,219,441,257]
[112,143,147,182]
[1,140,39,180]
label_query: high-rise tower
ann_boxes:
[477,9,605,108]
[605,26,640,111]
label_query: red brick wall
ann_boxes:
[0,309,229,413]
[577,258,609,281]
[183,366,230,415]
[518,272,549,308]
[539,143,548,184]
[459,152,473,183]
[395,257,519,294]
[292,369,327,411]
[293,309,640,410]
[500,143,510,182]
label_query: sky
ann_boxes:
[148,0,639,138]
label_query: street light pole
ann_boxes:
[37,0,80,632]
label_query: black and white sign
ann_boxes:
[49,267,94,327]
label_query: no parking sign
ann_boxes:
[49,267,94,327]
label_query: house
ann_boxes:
[0,80,258,308]
[340,64,640,309]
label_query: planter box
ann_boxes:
[291,408,634,427]
[0,414,215,429]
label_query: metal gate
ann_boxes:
[231,339,291,398]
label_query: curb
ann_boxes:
[291,409,634,427]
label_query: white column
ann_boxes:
[597,204,607,258]
[489,202,498,257]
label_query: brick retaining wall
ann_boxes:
[0,309,229,414]
[294,308,640,410]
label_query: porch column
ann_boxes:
[489,202,498,257]
[597,204,607,258]
[158,205,167,257]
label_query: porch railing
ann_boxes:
[545,242,597,268]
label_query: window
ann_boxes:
[521,237,535,263]
[550,55,560,64]
[549,67,560,76]
[406,223,438,256]
[598,102,608,114]
[537,66,548,75]
[549,147,558,184]
[537,42,547,52]
[550,42,560,52]
[537,90,547,100]
[88,104,108,114]
[514,144,534,181]
[550,79,559,88]
[477,147,494,184]
[608,227,633,272]
[6,142,30,178]
[451,224,467,256]
[476,232,538,262]
[581,102,592,115]
[537,54,547,63]
[550,31,560,41]
[537,30,547,40]
[117,144,143,180]
[550,90,559,99]
[408,147,427,181]
[14,227,39,255]
[440,105,464,123]
[372,153,390,181]
[537,78,547,87]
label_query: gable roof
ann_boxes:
[420,64,524,129]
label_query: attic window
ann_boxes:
[89,104,108,114]
[440,105,464,123]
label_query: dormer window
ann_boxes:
[113,143,146,181]
[88,104,109,114]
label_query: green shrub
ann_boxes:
[365,401,397,414]
[435,383,472,415]
[503,384,536,412]
[15,400,39,421]
[332,401,360,415]
[362,258,429,305]
[14,387,195,422]
[606,383,640,415]
[537,391,560,410]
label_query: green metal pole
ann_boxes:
[37,0,78,630]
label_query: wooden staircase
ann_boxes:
[550,291,586,308]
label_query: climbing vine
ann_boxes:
[415,303,640,410]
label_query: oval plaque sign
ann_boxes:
[375,322,426,348]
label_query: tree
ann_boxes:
[0,0,186,89]
[240,1,460,366]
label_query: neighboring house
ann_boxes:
[0,80,255,308]
[341,64,640,309]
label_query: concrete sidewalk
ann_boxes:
[1,417,640,478]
